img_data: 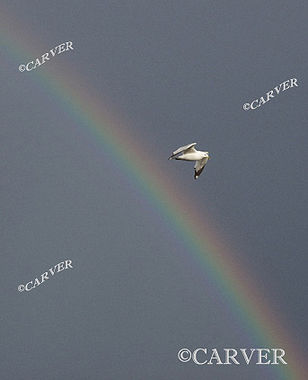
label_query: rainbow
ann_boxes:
[1,9,306,379]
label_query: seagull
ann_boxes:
[168,142,210,179]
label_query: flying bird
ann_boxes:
[168,142,210,179]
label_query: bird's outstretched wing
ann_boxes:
[168,143,197,159]
[194,157,209,179]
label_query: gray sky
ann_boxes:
[1,1,307,379]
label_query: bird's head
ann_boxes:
[204,152,210,159]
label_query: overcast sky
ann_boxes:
[1,1,307,379]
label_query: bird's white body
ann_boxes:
[175,151,205,161]
[168,142,210,179]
